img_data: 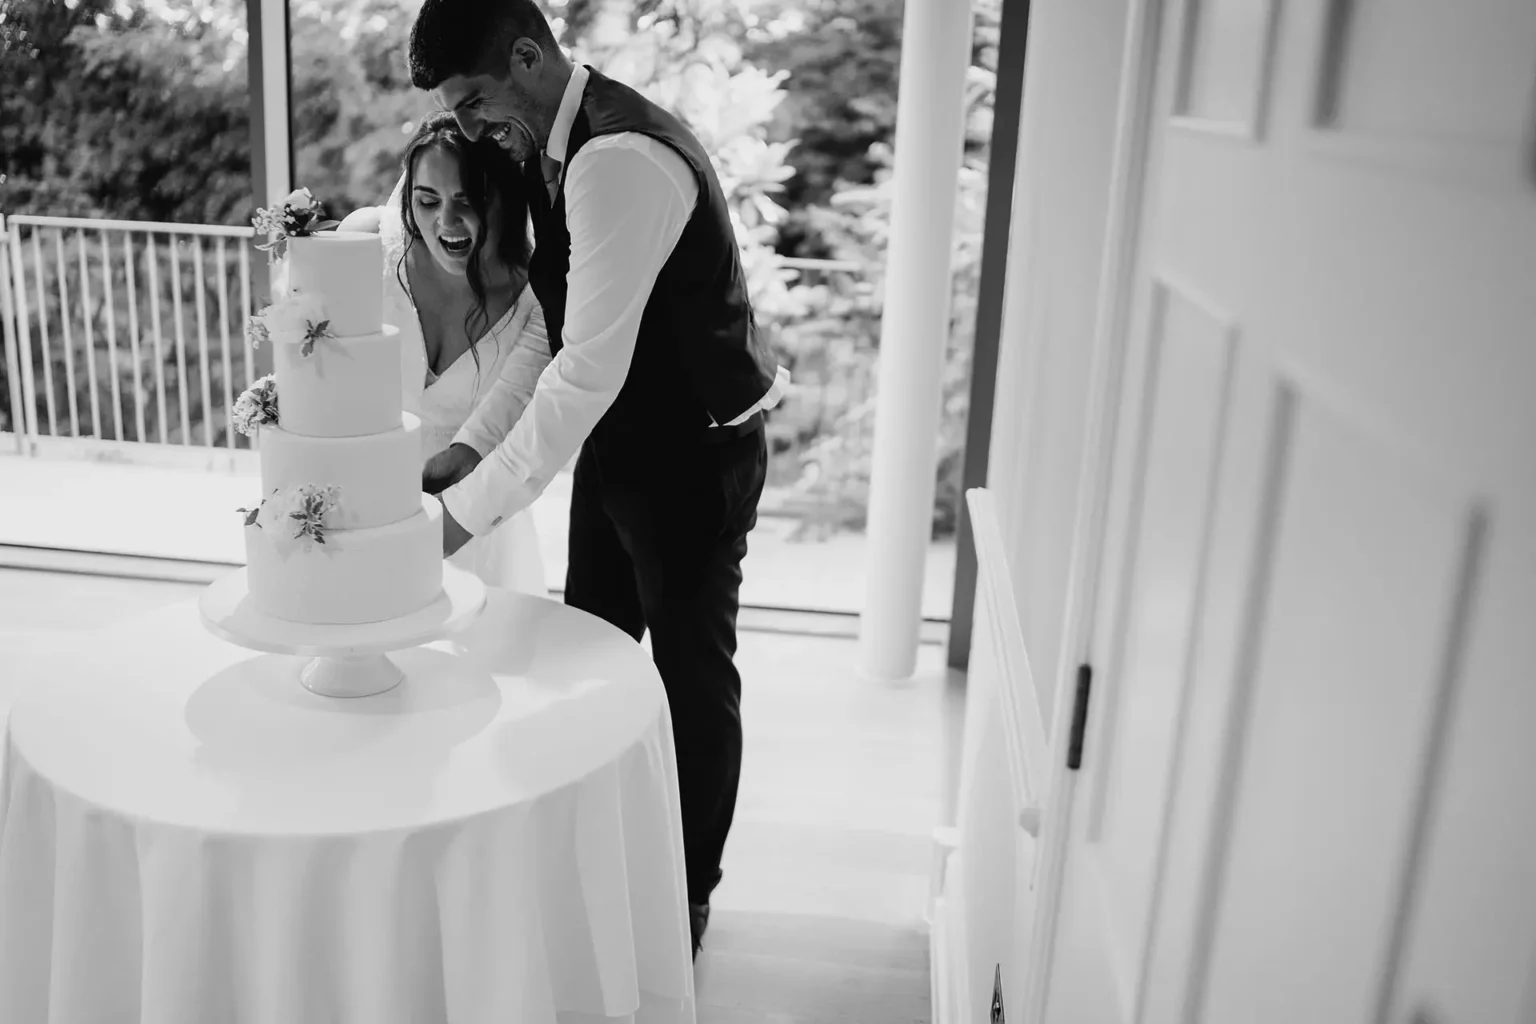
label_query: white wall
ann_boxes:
[944,0,1132,1017]
[987,0,1131,729]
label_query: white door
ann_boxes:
[1037,0,1536,1021]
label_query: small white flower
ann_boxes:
[252,207,284,236]
[244,315,269,349]
[232,374,278,437]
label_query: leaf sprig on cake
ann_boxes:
[301,319,332,358]
[252,187,339,262]
[237,487,279,528]
[232,375,279,437]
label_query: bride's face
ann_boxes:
[410,147,500,277]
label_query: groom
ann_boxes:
[409,0,786,958]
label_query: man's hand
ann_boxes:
[423,443,482,495]
[441,499,473,558]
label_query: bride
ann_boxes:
[339,112,549,595]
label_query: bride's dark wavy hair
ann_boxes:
[396,111,532,371]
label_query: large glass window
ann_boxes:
[3,0,1000,620]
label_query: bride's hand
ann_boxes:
[423,443,482,495]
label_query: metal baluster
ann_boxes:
[170,235,191,444]
[100,230,123,441]
[146,235,168,444]
[216,237,235,449]
[124,233,146,443]
[239,242,254,386]
[0,218,25,453]
[28,230,54,437]
[11,230,38,447]
[193,237,213,446]
[77,230,101,438]
[53,231,78,436]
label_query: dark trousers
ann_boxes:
[563,422,766,905]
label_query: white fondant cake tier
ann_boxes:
[244,495,444,626]
[273,324,402,438]
[285,232,383,337]
[258,413,423,530]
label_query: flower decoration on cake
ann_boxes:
[284,483,342,546]
[238,483,342,546]
[245,290,333,358]
[232,374,279,437]
[252,187,339,262]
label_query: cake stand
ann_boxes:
[198,564,487,698]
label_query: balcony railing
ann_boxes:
[1,213,263,463]
[1,212,881,533]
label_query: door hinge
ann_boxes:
[1066,663,1092,770]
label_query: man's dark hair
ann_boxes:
[409,0,558,90]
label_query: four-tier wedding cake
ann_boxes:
[233,189,443,625]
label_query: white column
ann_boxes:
[859,0,975,681]
[258,0,292,210]
[248,0,291,380]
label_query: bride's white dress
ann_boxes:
[377,201,549,597]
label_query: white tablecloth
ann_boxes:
[0,591,696,1024]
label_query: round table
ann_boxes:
[0,591,696,1024]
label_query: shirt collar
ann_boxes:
[545,63,590,167]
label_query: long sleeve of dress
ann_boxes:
[451,299,554,456]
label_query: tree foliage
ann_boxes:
[757,0,1001,536]
[0,0,1000,538]
[1,0,252,221]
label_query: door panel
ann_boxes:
[1089,280,1235,988]
[1136,352,1291,1024]
[1390,530,1536,1023]
[1176,0,1277,130]
[1038,0,1536,1018]
[1322,0,1536,142]
[1197,393,1481,1023]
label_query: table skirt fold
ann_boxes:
[0,718,695,1024]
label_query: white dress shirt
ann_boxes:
[442,63,790,537]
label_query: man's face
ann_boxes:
[435,68,541,162]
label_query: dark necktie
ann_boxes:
[539,153,561,204]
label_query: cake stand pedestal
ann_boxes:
[198,565,487,698]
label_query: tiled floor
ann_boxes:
[0,567,948,1023]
